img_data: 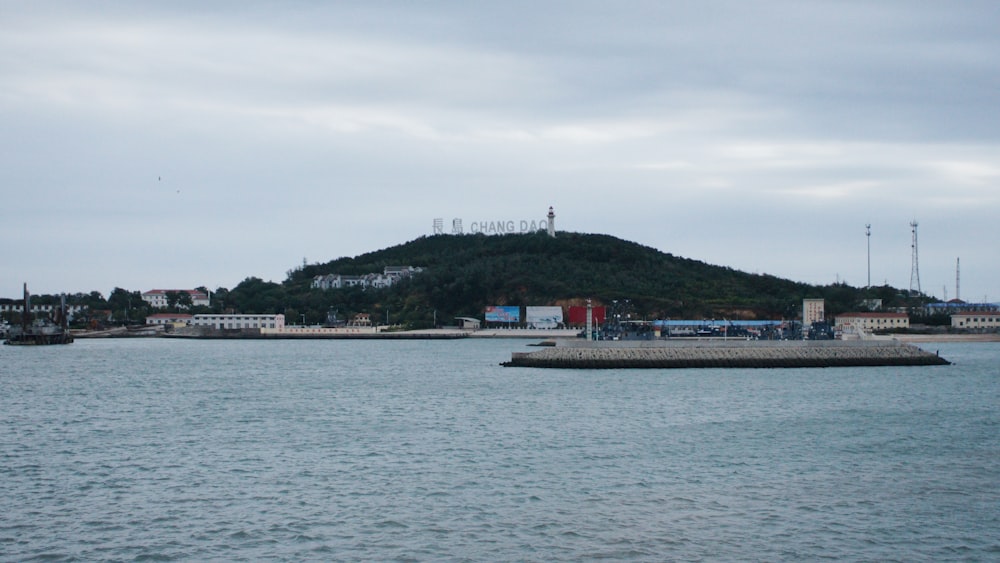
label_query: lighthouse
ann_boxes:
[547,206,556,238]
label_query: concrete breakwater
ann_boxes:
[502,339,951,368]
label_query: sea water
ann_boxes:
[1,338,998,561]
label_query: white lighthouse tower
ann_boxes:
[547,206,556,238]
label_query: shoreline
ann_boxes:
[71,326,1000,343]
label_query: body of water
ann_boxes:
[2,338,998,561]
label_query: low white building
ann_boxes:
[0,302,86,320]
[834,312,910,334]
[951,312,1000,330]
[146,313,193,327]
[142,289,210,309]
[191,314,285,330]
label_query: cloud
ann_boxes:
[1,1,998,302]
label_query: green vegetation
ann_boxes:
[5,232,935,328]
[276,232,927,327]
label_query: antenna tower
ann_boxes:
[956,257,960,301]
[909,221,921,295]
[865,224,871,290]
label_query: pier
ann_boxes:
[502,339,951,368]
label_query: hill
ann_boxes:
[226,231,912,328]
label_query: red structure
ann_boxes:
[568,305,605,327]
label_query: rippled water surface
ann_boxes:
[2,339,998,561]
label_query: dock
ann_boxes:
[502,339,951,368]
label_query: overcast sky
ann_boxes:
[2,1,998,303]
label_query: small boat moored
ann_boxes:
[4,283,74,346]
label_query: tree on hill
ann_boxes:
[248,232,928,328]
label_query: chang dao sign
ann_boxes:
[433,210,554,236]
[433,218,548,235]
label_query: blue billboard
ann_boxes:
[485,306,520,323]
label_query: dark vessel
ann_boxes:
[4,283,74,345]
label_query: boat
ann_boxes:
[4,283,74,345]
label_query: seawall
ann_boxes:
[502,339,950,368]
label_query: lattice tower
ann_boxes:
[956,257,961,301]
[909,221,921,295]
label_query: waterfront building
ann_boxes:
[0,302,86,320]
[142,289,210,309]
[348,313,372,327]
[190,314,284,330]
[145,313,193,327]
[834,312,910,335]
[950,311,1000,330]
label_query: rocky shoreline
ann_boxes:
[502,339,951,369]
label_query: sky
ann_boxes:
[2,1,998,303]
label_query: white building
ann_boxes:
[0,302,86,320]
[311,274,367,290]
[146,313,193,327]
[834,312,910,334]
[951,311,1000,330]
[191,314,285,330]
[311,266,424,290]
[384,265,424,278]
[142,289,210,309]
[803,298,825,325]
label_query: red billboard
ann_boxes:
[568,306,605,326]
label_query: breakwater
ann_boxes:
[503,339,950,368]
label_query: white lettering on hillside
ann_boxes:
[436,218,547,235]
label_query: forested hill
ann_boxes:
[251,231,905,326]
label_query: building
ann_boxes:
[927,300,1000,313]
[311,274,367,290]
[802,298,825,325]
[950,312,1000,330]
[0,302,86,320]
[190,314,284,330]
[384,265,423,278]
[142,289,210,309]
[834,312,910,335]
[145,313,193,327]
[348,313,372,327]
[311,266,424,290]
